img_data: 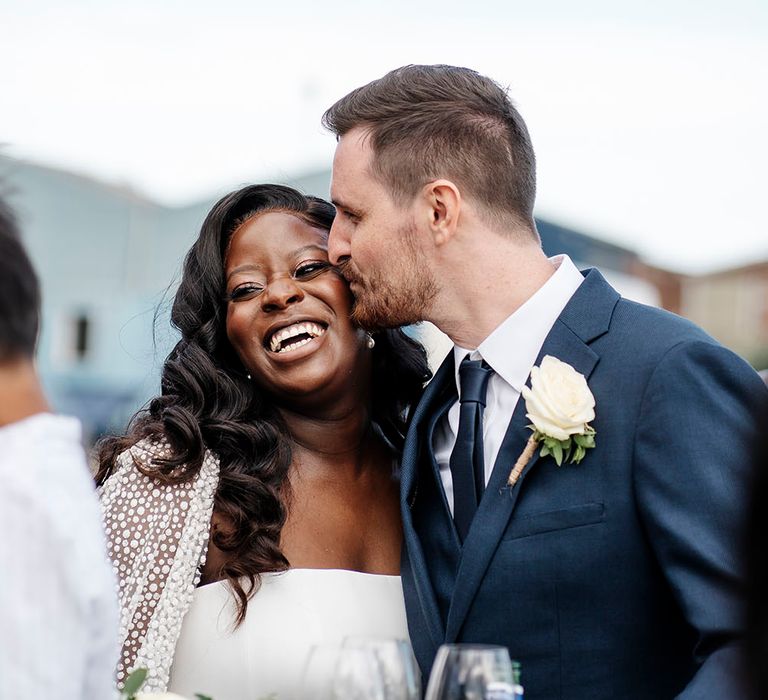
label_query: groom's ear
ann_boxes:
[422,180,461,247]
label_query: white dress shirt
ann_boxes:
[433,255,584,513]
[0,413,119,700]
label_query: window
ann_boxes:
[51,310,93,367]
[74,314,89,361]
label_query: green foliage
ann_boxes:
[536,425,596,466]
[121,669,148,700]
[120,668,221,700]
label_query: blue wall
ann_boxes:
[1,158,642,442]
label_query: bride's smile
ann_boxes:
[224,210,371,402]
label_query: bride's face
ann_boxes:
[224,211,371,405]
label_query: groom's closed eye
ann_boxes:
[337,207,362,223]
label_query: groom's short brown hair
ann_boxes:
[322,64,537,234]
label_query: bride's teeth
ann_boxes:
[278,336,313,353]
[268,321,327,353]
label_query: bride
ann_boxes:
[96,184,430,699]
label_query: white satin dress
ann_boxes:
[167,568,410,700]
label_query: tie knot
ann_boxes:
[458,356,493,405]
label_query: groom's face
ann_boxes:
[329,128,439,330]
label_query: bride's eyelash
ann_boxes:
[225,262,328,301]
[295,261,330,278]
[226,284,264,301]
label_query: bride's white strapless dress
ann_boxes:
[99,440,409,696]
[167,568,410,700]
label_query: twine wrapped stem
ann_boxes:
[507,434,539,487]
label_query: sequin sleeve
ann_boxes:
[98,437,219,692]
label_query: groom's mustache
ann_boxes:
[334,259,366,289]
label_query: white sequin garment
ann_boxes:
[98,437,220,692]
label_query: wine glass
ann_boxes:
[331,646,388,700]
[342,636,421,700]
[300,643,342,700]
[424,644,516,700]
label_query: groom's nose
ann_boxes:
[328,218,351,266]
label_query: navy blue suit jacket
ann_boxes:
[400,269,768,699]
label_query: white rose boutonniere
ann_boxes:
[507,355,596,487]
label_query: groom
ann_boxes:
[324,65,768,698]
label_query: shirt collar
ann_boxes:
[452,254,584,393]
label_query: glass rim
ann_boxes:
[437,643,510,652]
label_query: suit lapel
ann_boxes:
[444,269,616,642]
[400,352,456,647]
[401,353,455,505]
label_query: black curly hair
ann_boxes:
[96,184,431,623]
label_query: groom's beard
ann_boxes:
[337,225,439,331]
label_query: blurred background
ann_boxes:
[2,0,767,442]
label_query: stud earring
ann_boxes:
[246,373,252,380]
[366,333,375,349]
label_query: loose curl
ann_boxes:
[96,184,431,624]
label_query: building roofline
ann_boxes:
[0,153,160,208]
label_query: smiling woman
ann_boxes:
[224,210,368,403]
[94,184,430,699]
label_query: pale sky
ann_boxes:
[3,0,766,273]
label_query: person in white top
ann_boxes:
[324,65,767,699]
[0,197,119,700]
[96,184,431,699]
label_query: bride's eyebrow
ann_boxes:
[292,244,328,258]
[226,263,261,281]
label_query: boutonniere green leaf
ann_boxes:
[508,355,597,487]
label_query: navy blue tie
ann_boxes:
[450,355,493,542]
